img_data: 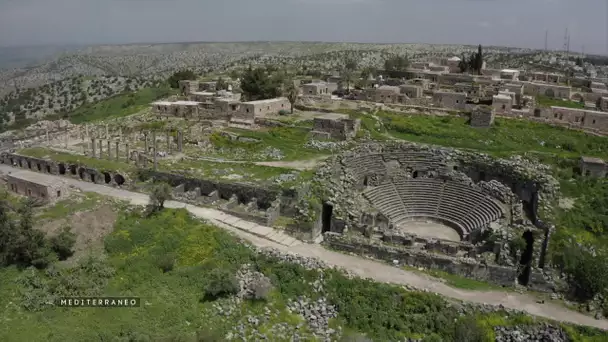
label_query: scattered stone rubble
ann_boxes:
[494,323,569,342]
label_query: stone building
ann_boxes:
[178,80,199,95]
[500,69,520,81]
[521,82,572,99]
[301,82,338,96]
[579,157,607,178]
[598,97,608,111]
[470,106,495,127]
[152,101,200,119]
[432,91,467,110]
[548,106,608,131]
[492,94,513,115]
[531,72,563,84]
[6,170,69,203]
[310,113,361,140]
[454,82,482,98]
[446,56,462,73]
[364,86,407,104]
[239,97,290,118]
[399,84,423,98]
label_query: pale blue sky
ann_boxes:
[0,0,607,54]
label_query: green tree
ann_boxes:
[13,198,54,268]
[283,80,299,114]
[560,245,608,301]
[149,183,172,212]
[50,225,76,261]
[167,70,196,89]
[216,77,227,91]
[384,54,410,78]
[475,44,484,75]
[340,58,359,92]
[240,66,283,101]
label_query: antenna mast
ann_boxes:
[545,30,548,51]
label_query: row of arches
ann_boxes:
[1,153,126,186]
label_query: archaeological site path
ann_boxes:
[1,164,606,331]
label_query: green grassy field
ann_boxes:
[1,208,604,341]
[536,95,585,109]
[48,87,176,124]
[158,158,315,187]
[208,127,333,161]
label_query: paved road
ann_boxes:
[1,164,607,331]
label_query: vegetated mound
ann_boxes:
[0,75,165,128]
[1,207,604,341]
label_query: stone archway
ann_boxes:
[571,93,584,103]
[113,174,125,186]
[58,163,67,175]
[69,164,77,175]
[544,88,555,98]
[78,167,86,180]
[103,172,112,184]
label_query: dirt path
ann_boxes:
[0,164,606,331]
[186,155,329,171]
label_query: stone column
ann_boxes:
[46,129,50,145]
[65,129,69,148]
[144,132,148,154]
[92,138,96,158]
[85,124,89,139]
[105,124,109,139]
[177,130,183,152]
[115,141,119,161]
[152,131,157,171]
[107,140,111,159]
[167,130,171,153]
[99,139,103,158]
[125,143,130,163]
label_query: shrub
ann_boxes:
[149,182,172,212]
[278,109,289,115]
[250,276,273,300]
[50,226,76,260]
[155,253,176,273]
[203,268,239,301]
[451,316,490,342]
[561,245,608,301]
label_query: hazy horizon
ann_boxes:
[1,0,607,54]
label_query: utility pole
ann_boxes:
[545,29,548,51]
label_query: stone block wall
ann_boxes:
[138,169,281,210]
[323,233,554,292]
[470,106,495,127]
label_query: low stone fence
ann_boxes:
[323,233,554,292]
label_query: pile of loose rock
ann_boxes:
[304,139,349,151]
[286,296,339,340]
[494,323,569,342]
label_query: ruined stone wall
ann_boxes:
[323,233,554,292]
[138,169,281,210]
[470,106,495,127]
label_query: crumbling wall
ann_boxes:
[138,169,280,210]
[323,233,554,292]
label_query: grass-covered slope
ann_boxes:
[2,208,604,341]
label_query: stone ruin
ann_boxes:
[470,105,495,128]
[310,113,361,141]
[308,141,560,291]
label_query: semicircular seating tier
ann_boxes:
[363,179,503,239]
